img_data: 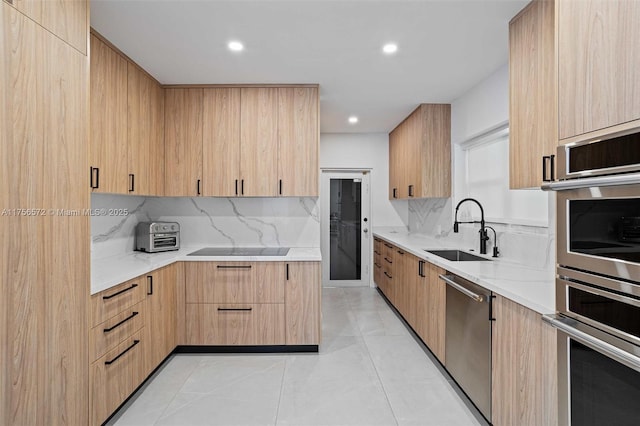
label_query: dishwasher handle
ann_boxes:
[439,274,485,302]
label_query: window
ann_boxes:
[458,126,548,226]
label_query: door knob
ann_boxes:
[363,229,369,233]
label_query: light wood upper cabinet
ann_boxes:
[128,63,165,196]
[2,3,89,424]
[492,295,557,426]
[509,0,558,189]
[8,0,87,54]
[164,88,203,196]
[388,104,451,200]
[240,87,279,197]
[558,0,640,140]
[278,87,319,197]
[90,34,128,194]
[203,88,241,197]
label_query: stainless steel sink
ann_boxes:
[425,249,491,262]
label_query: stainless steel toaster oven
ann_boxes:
[135,222,180,252]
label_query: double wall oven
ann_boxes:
[543,130,640,426]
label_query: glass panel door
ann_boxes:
[321,171,371,287]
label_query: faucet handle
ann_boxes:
[493,246,500,258]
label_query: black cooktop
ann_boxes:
[187,247,290,256]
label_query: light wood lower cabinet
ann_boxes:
[90,330,146,426]
[91,276,146,328]
[414,259,446,363]
[186,303,285,345]
[491,295,558,426]
[90,302,146,363]
[285,262,321,345]
[145,265,177,375]
[183,261,321,346]
[373,238,383,288]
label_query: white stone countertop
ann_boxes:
[91,246,322,295]
[373,228,555,315]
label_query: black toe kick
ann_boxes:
[174,345,319,354]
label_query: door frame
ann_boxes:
[320,169,372,287]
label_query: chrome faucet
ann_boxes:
[453,198,489,255]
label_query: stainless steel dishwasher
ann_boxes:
[440,273,493,422]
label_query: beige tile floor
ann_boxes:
[107,287,486,426]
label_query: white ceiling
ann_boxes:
[91,0,528,133]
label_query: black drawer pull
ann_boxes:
[217,307,252,312]
[384,243,393,248]
[147,275,153,295]
[105,340,140,365]
[384,257,392,264]
[102,284,138,300]
[374,250,381,255]
[418,260,425,277]
[374,263,381,268]
[216,265,252,269]
[286,263,290,280]
[397,250,404,255]
[408,185,414,197]
[129,174,135,192]
[103,312,139,333]
[384,272,392,279]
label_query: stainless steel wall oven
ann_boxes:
[544,131,640,426]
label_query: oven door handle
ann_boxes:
[543,314,640,372]
[541,172,640,191]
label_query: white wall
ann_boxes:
[320,133,408,228]
[451,64,509,145]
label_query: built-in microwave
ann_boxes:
[556,129,640,181]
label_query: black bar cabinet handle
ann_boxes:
[216,265,252,269]
[279,179,283,195]
[550,154,556,181]
[418,260,424,277]
[384,257,392,264]
[286,264,290,280]
[235,179,238,195]
[542,156,550,182]
[384,272,392,279]
[374,262,381,268]
[384,243,393,248]
[129,174,135,192]
[90,167,99,189]
[397,250,404,255]
[393,188,397,199]
[241,179,244,195]
[103,312,139,333]
[105,340,140,365]
[217,307,252,312]
[197,179,201,195]
[147,275,153,295]
[374,250,380,255]
[103,284,138,300]
[408,185,414,197]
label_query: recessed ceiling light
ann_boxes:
[348,116,359,124]
[382,43,398,54]
[228,41,244,52]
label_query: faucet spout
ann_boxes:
[453,198,488,255]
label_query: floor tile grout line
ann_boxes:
[153,355,208,424]
[273,355,289,426]
[354,292,401,426]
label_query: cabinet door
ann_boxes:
[41,0,87,54]
[90,34,128,194]
[426,263,446,362]
[285,262,321,345]
[509,0,557,189]
[402,253,419,329]
[145,265,177,375]
[491,295,557,426]
[128,64,164,196]
[404,112,421,199]
[202,88,241,196]
[277,87,319,196]
[388,128,399,200]
[419,104,451,198]
[164,88,203,196]
[394,248,407,317]
[90,331,145,426]
[558,0,640,139]
[240,88,278,196]
[9,0,87,54]
[2,6,89,424]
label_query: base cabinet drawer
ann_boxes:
[90,301,146,362]
[91,277,145,327]
[90,330,145,426]
[185,303,285,345]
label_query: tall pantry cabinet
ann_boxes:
[1,0,90,425]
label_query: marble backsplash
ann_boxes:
[407,198,555,270]
[91,194,320,260]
